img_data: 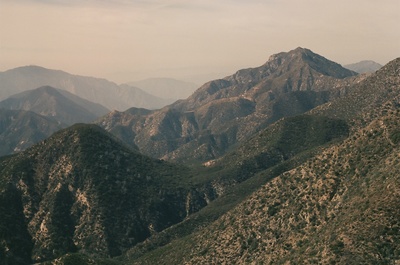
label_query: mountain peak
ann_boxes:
[345,60,384,73]
[4,65,63,75]
[34,85,62,96]
[290,46,313,55]
[49,123,112,144]
[0,120,195,262]
[266,47,357,79]
[267,47,309,61]
[0,85,103,125]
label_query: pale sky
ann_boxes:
[1,0,399,84]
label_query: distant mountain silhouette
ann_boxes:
[0,86,108,125]
[0,108,62,156]
[0,66,172,111]
[344,60,382,73]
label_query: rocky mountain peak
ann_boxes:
[96,48,364,164]
[182,47,357,110]
[265,47,357,79]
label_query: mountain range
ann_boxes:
[0,48,399,264]
[0,66,172,111]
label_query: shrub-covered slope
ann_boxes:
[128,84,400,265]
[0,124,202,264]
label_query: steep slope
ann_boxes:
[0,124,210,264]
[118,84,172,110]
[128,57,400,265]
[120,114,349,263]
[0,66,171,110]
[127,78,198,100]
[56,89,110,117]
[98,48,360,163]
[310,57,400,127]
[179,109,400,264]
[0,108,63,156]
[345,60,383,73]
[97,107,153,151]
[0,86,108,125]
[181,47,357,110]
[122,54,400,264]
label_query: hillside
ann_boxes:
[1,51,398,265]
[176,107,400,264]
[98,47,361,164]
[0,66,171,111]
[310,57,400,127]
[118,114,349,263]
[127,58,400,265]
[0,124,205,264]
[0,108,63,156]
[0,86,109,125]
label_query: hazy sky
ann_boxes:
[1,0,399,84]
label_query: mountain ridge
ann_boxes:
[177,106,400,264]
[0,123,205,263]
[344,60,383,73]
[0,66,172,111]
[1,49,399,264]
[0,86,109,125]
[98,47,362,164]
[125,55,400,265]
[0,108,63,156]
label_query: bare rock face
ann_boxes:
[97,47,361,163]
